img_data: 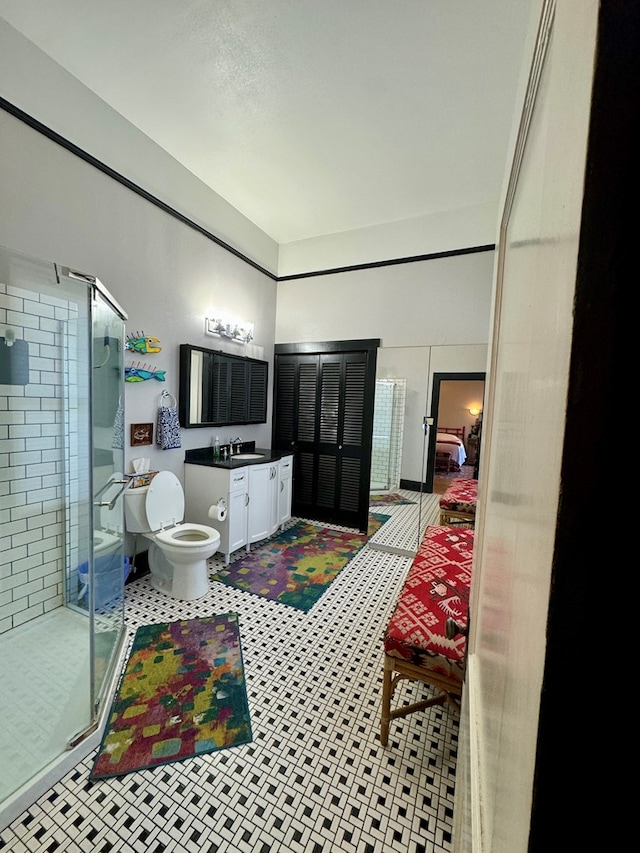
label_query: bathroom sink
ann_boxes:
[232,453,265,460]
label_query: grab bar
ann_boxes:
[94,478,130,511]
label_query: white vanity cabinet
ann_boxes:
[227,470,250,557]
[278,455,293,527]
[184,454,293,565]
[247,455,293,542]
[246,461,279,546]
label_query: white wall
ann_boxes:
[0,110,278,486]
[275,258,492,483]
[275,252,494,347]
[278,202,498,276]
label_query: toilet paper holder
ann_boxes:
[209,499,227,522]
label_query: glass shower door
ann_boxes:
[58,266,128,727]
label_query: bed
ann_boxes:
[435,426,467,471]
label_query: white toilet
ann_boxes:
[124,470,220,600]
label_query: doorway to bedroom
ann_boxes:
[427,372,485,494]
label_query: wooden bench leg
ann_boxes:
[381,654,462,747]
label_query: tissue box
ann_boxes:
[125,471,158,489]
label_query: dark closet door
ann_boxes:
[273,340,378,532]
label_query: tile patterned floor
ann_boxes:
[1,492,459,853]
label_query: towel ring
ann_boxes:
[160,389,177,408]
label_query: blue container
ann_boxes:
[78,555,130,609]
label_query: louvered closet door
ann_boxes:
[273,348,375,532]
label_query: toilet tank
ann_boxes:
[124,485,151,533]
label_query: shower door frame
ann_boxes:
[61,266,129,729]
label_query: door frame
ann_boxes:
[425,372,486,492]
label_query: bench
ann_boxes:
[380,524,474,746]
[438,477,478,527]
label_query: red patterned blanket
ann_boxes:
[384,525,474,678]
[438,477,478,514]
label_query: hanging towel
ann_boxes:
[156,398,181,450]
[111,397,124,449]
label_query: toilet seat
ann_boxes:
[146,474,219,549]
[144,471,185,530]
[155,523,219,547]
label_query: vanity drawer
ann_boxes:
[229,469,248,494]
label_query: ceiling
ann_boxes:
[0,0,533,246]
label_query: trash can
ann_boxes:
[78,554,130,608]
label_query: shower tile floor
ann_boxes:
[0,491,461,853]
[0,609,92,805]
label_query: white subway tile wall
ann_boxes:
[370,380,405,492]
[0,279,83,634]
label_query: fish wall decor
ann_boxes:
[125,363,166,382]
[126,331,162,354]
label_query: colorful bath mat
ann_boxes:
[369,493,416,505]
[210,513,390,612]
[91,613,252,780]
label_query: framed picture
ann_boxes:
[130,422,153,446]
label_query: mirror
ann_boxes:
[179,344,268,429]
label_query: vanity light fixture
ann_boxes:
[205,312,254,344]
[469,406,481,416]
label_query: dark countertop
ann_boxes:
[184,444,292,470]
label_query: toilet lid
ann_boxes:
[145,471,184,530]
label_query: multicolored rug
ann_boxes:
[210,513,390,612]
[90,613,252,780]
[369,493,416,505]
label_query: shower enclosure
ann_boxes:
[0,245,128,827]
[370,379,406,493]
